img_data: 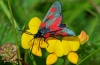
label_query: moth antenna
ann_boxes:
[44,18,49,22]
[24,31,35,35]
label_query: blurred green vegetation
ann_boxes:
[0,0,100,65]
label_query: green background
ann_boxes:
[0,0,100,65]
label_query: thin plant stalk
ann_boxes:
[63,56,67,65]
[7,0,22,65]
[77,48,100,65]
[0,0,20,30]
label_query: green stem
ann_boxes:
[77,48,100,65]
[63,56,67,65]
[7,0,22,65]
[7,0,18,48]
[0,0,20,30]
[24,50,28,64]
[24,50,37,65]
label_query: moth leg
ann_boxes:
[44,38,49,47]
[29,38,35,58]
[38,38,42,50]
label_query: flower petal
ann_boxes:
[46,53,58,65]
[31,45,42,57]
[40,38,47,48]
[32,38,47,48]
[78,30,89,44]
[63,36,80,52]
[46,37,57,53]
[54,40,64,57]
[33,38,40,46]
[62,40,71,55]
[21,33,33,49]
[28,17,41,34]
[27,29,37,34]
[68,52,78,64]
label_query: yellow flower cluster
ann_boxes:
[21,17,89,65]
[46,30,89,64]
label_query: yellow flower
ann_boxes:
[46,31,89,65]
[21,17,89,64]
[68,52,79,64]
[21,17,47,57]
[46,53,58,65]
[46,37,64,57]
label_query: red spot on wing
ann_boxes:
[55,31,61,36]
[47,15,54,20]
[40,22,46,28]
[50,7,56,12]
[48,16,62,31]
[44,33,50,38]
[61,32,67,36]
[49,26,61,32]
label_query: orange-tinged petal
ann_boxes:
[78,31,89,44]
[46,53,58,65]
[21,33,33,49]
[31,45,42,57]
[46,37,57,53]
[63,37,80,52]
[68,52,78,64]
[54,40,64,57]
[28,17,41,34]
[86,35,89,42]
